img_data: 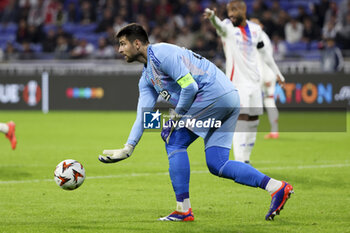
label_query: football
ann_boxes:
[54,159,86,190]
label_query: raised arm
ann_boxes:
[204,8,228,37]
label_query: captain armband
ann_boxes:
[177,73,195,88]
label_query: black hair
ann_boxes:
[228,0,246,8]
[115,23,149,44]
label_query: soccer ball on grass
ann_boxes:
[54,159,85,190]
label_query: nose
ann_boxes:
[117,46,122,54]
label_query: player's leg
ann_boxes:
[205,102,266,187]
[233,86,262,164]
[208,148,294,220]
[207,139,293,220]
[241,114,259,164]
[205,93,293,220]
[159,127,198,221]
[264,83,279,139]
[0,122,9,134]
[0,121,17,150]
[232,87,250,163]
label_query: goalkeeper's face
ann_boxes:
[118,36,140,63]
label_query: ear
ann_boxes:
[134,39,141,50]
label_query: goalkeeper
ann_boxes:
[98,23,293,221]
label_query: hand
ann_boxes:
[98,144,134,163]
[161,119,175,144]
[203,8,216,19]
[277,75,285,88]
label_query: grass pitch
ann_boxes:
[0,111,349,233]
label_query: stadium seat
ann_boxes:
[30,43,42,53]
[289,0,312,14]
[287,8,299,18]
[84,34,101,47]
[43,24,57,34]
[286,42,307,51]
[0,23,18,33]
[302,50,321,60]
[62,23,97,34]
[310,41,320,50]
[36,53,55,59]
[72,32,101,47]
[62,23,76,34]
[73,32,87,40]
[0,33,16,44]
[279,2,290,10]
[74,23,97,33]
[246,3,253,15]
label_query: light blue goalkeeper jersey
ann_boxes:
[127,43,236,146]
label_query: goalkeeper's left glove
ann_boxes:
[98,144,134,163]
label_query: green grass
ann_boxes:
[0,111,349,233]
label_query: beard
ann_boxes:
[125,54,137,63]
[232,15,244,26]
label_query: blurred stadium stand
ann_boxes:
[0,0,349,74]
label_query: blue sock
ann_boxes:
[259,175,271,189]
[205,146,267,188]
[176,192,189,202]
[168,150,190,195]
[166,128,198,196]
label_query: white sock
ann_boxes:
[240,120,259,162]
[265,178,283,195]
[0,123,9,134]
[176,198,191,212]
[233,132,246,162]
[233,120,249,162]
[264,98,279,133]
[242,132,256,162]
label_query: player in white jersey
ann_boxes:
[250,18,282,139]
[204,0,285,164]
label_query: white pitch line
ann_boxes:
[0,163,349,185]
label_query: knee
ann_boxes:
[206,160,221,176]
[205,146,230,176]
[166,143,186,158]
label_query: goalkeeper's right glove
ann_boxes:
[161,108,183,144]
[98,144,134,163]
[161,119,175,144]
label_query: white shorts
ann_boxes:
[237,85,263,116]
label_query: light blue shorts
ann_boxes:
[182,90,240,149]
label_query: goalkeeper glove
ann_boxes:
[161,109,181,144]
[98,144,134,163]
[161,119,175,144]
